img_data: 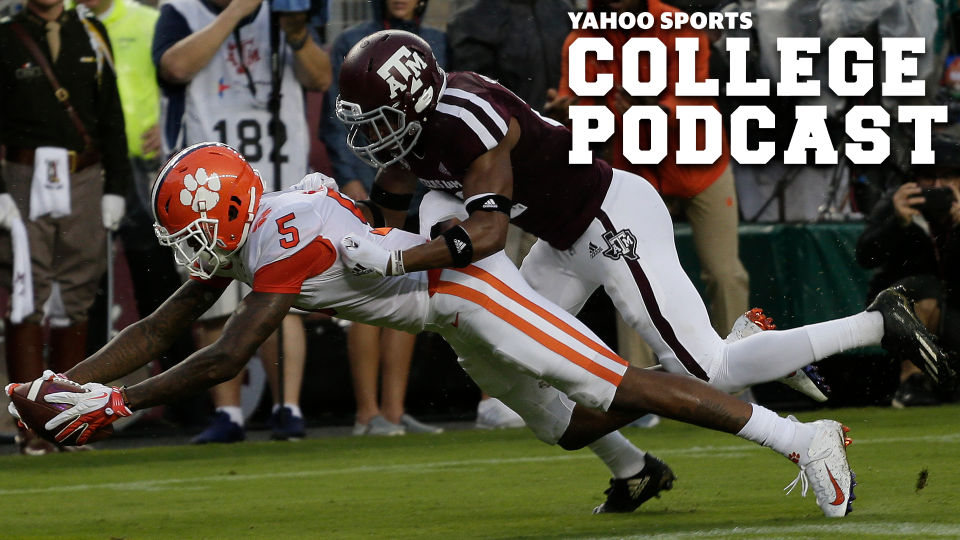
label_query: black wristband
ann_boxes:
[465,193,512,216]
[357,200,386,228]
[370,184,414,212]
[441,225,474,268]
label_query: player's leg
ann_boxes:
[438,257,670,511]
[580,170,940,393]
[519,239,666,507]
[455,346,668,514]
[436,266,855,517]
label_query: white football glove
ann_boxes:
[101,194,126,231]
[0,193,22,230]
[5,370,71,430]
[44,381,131,445]
[339,233,404,278]
[7,401,22,424]
[291,172,339,192]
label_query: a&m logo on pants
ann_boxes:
[601,229,639,261]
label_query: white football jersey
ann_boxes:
[197,188,433,334]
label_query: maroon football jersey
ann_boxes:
[405,72,612,251]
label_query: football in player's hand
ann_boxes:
[8,378,114,445]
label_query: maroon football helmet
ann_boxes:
[336,30,445,168]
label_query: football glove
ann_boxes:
[291,172,339,193]
[339,234,404,278]
[44,382,131,445]
[5,370,75,430]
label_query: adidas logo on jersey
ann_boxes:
[438,162,450,175]
[482,199,498,210]
[589,242,602,258]
[352,264,375,276]
[454,239,467,253]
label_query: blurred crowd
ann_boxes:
[1,0,959,454]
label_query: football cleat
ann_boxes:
[867,286,956,393]
[780,366,832,402]
[783,418,855,518]
[725,308,831,401]
[593,454,676,514]
[724,308,776,342]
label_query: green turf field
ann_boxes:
[0,405,957,540]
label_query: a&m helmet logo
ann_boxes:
[180,168,222,213]
[378,46,433,113]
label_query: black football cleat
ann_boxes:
[592,453,676,514]
[867,286,956,393]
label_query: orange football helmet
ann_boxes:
[152,143,264,279]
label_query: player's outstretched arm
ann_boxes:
[122,291,297,411]
[66,280,225,385]
[397,119,520,273]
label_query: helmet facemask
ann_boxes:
[337,97,423,169]
[155,217,232,280]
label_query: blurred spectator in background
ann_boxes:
[71,0,204,431]
[446,0,570,429]
[153,0,330,441]
[548,0,749,371]
[856,131,960,408]
[320,0,444,436]
[0,0,130,454]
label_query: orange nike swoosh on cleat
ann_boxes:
[452,313,460,328]
[826,466,846,506]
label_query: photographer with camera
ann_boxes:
[856,131,960,408]
[152,0,330,442]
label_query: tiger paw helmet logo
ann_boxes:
[789,452,801,464]
[179,168,221,212]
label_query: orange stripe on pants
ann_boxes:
[453,266,628,368]
[436,280,624,387]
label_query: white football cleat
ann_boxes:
[725,308,832,402]
[784,418,856,517]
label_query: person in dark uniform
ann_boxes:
[0,0,129,454]
[333,29,950,515]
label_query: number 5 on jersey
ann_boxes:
[276,213,299,248]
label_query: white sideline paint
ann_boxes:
[1,432,958,496]
[573,523,960,539]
